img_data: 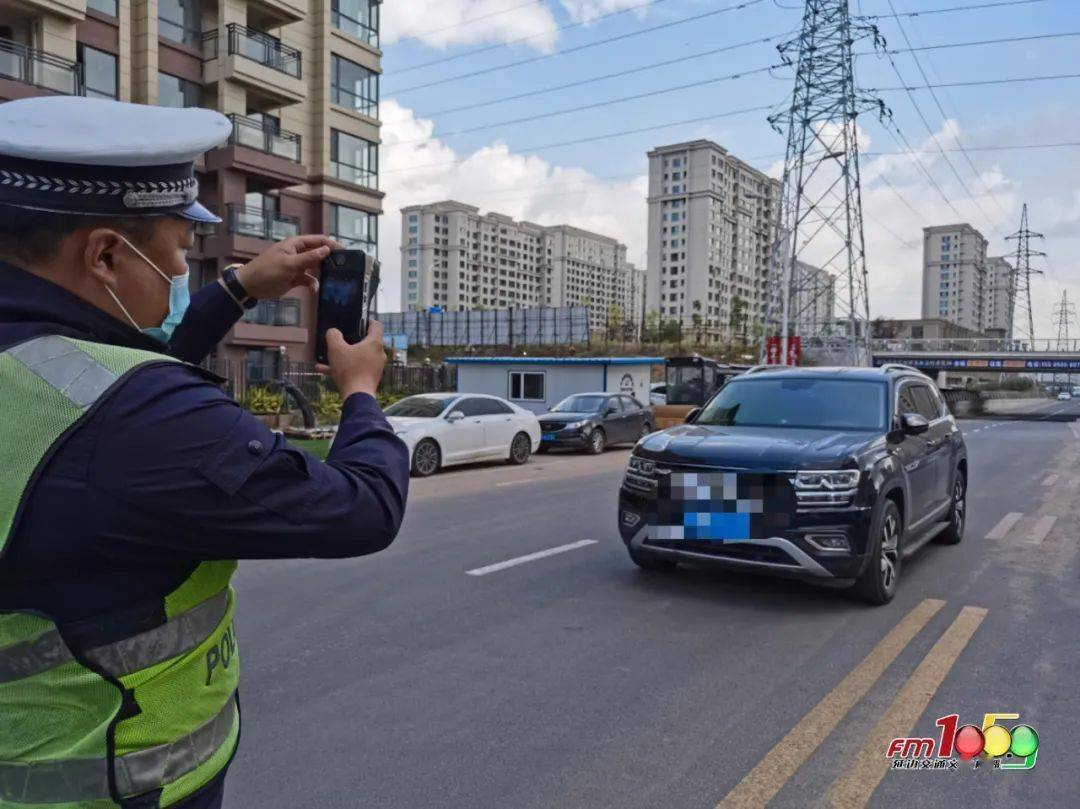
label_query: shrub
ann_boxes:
[315,389,343,424]
[242,386,284,414]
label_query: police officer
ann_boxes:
[0,98,409,808]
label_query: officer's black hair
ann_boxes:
[0,206,160,267]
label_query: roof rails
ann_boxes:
[879,363,923,374]
[744,364,781,374]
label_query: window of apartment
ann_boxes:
[245,348,280,384]
[330,129,377,188]
[508,371,545,402]
[331,55,378,117]
[242,298,301,327]
[87,0,118,16]
[332,0,379,46]
[159,0,201,47]
[330,203,377,255]
[157,72,199,107]
[78,44,117,99]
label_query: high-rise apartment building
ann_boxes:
[921,224,991,333]
[645,140,780,341]
[984,256,1013,336]
[0,0,383,379]
[792,261,836,337]
[400,201,645,332]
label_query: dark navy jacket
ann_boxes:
[0,262,410,807]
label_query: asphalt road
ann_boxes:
[225,399,1080,808]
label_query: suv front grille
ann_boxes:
[645,539,799,567]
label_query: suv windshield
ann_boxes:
[696,378,887,431]
[552,395,607,413]
[384,396,452,418]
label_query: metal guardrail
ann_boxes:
[0,37,81,95]
[202,24,301,78]
[871,338,1080,354]
[227,114,301,162]
[226,204,300,242]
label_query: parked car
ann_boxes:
[385,393,540,477]
[618,365,968,605]
[538,393,654,454]
[650,383,667,406]
[1057,391,1072,401]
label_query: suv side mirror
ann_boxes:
[446,410,465,422]
[900,412,929,435]
[685,407,702,423]
[603,406,617,417]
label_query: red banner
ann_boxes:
[765,336,802,366]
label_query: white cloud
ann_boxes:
[559,0,651,23]
[378,99,648,311]
[382,0,559,51]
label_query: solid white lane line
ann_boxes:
[1042,474,1060,487]
[496,479,535,487]
[986,512,1023,541]
[1029,515,1057,544]
[466,539,598,576]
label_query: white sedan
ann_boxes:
[384,393,541,477]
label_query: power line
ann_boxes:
[859,0,1048,19]
[874,5,1004,236]
[862,139,1080,156]
[880,0,1013,236]
[392,0,681,75]
[879,118,967,221]
[423,33,792,118]
[381,104,778,176]
[868,71,1080,91]
[386,64,783,149]
[860,29,1080,57]
[387,0,768,94]
[392,0,548,45]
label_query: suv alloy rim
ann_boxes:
[880,511,900,592]
[591,431,604,452]
[953,477,965,535]
[512,434,529,462]
[415,441,438,475]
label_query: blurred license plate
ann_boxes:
[541,433,557,441]
[648,472,768,542]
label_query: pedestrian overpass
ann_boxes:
[870,338,1080,376]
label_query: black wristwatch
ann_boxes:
[222,265,257,310]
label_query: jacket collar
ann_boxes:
[0,259,167,353]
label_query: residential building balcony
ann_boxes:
[247,0,307,29]
[230,298,307,346]
[16,0,84,21]
[202,24,304,106]
[203,114,307,187]
[228,204,300,242]
[0,37,81,96]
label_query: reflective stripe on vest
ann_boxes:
[7,333,121,409]
[0,589,230,684]
[0,692,238,804]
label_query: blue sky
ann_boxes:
[376,0,1080,336]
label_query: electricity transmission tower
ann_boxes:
[1052,290,1076,388]
[762,0,888,366]
[1004,203,1045,346]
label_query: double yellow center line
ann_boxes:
[717,599,987,809]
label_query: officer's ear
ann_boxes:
[83,227,129,287]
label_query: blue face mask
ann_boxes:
[103,236,190,344]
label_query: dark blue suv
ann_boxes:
[618,365,967,605]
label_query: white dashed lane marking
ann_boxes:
[466,539,598,576]
[1042,474,1060,486]
[986,512,1024,541]
[1028,516,1058,544]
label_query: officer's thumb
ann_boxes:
[325,328,346,356]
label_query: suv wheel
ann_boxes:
[936,472,966,545]
[628,546,677,571]
[411,439,441,477]
[852,499,902,605]
[586,428,606,454]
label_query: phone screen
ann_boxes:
[315,250,379,364]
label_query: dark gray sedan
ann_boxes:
[538,393,654,454]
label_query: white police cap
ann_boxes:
[0,96,231,223]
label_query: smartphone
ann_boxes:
[315,249,379,365]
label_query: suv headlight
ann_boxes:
[627,456,656,475]
[794,470,860,490]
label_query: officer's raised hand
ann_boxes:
[234,234,340,299]
[318,320,387,399]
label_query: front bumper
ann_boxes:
[539,427,590,449]
[618,484,873,582]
